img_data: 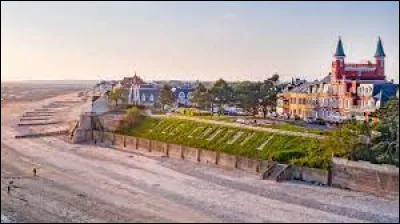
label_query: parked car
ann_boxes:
[305,117,315,123]
[314,118,326,125]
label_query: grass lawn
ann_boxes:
[116,116,330,169]
[172,114,329,136]
[263,123,330,136]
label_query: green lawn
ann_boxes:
[179,115,238,122]
[116,116,330,169]
[263,123,330,136]
[173,114,329,136]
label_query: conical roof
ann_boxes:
[334,37,346,57]
[374,37,386,57]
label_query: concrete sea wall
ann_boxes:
[83,130,399,199]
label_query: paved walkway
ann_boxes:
[152,115,326,139]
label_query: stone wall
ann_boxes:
[114,134,125,147]
[183,147,199,163]
[259,160,272,172]
[125,136,137,150]
[93,130,103,143]
[137,138,150,152]
[96,112,124,132]
[74,131,399,198]
[103,132,114,146]
[332,158,399,199]
[150,140,168,156]
[237,157,260,173]
[72,129,91,143]
[217,152,237,169]
[168,144,183,159]
[199,150,217,165]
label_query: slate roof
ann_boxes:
[374,37,386,57]
[372,83,398,104]
[334,37,346,57]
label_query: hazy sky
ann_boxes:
[1,1,399,82]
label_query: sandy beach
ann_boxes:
[1,91,399,223]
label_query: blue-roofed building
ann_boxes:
[172,85,195,107]
[352,82,398,120]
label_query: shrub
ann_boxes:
[136,105,146,110]
[115,107,143,134]
[273,149,307,163]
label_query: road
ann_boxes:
[1,92,399,223]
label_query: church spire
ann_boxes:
[374,37,386,57]
[334,36,346,57]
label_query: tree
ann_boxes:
[108,88,124,107]
[259,85,277,117]
[321,120,369,160]
[234,81,263,116]
[115,107,143,134]
[259,74,280,117]
[209,78,233,115]
[191,82,212,109]
[159,84,176,111]
[371,96,399,166]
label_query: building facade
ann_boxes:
[172,85,194,107]
[278,37,398,122]
[125,73,160,107]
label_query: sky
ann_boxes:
[1,1,399,83]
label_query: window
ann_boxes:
[178,92,185,100]
[149,94,154,102]
[141,93,146,102]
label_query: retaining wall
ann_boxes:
[137,138,150,152]
[199,150,217,165]
[114,134,125,147]
[74,131,399,198]
[150,140,167,155]
[217,152,237,169]
[125,136,137,150]
[183,147,199,163]
[237,157,260,173]
[93,130,103,143]
[332,158,399,199]
[168,144,183,159]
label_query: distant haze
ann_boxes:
[1,1,399,83]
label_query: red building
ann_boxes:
[331,37,386,82]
